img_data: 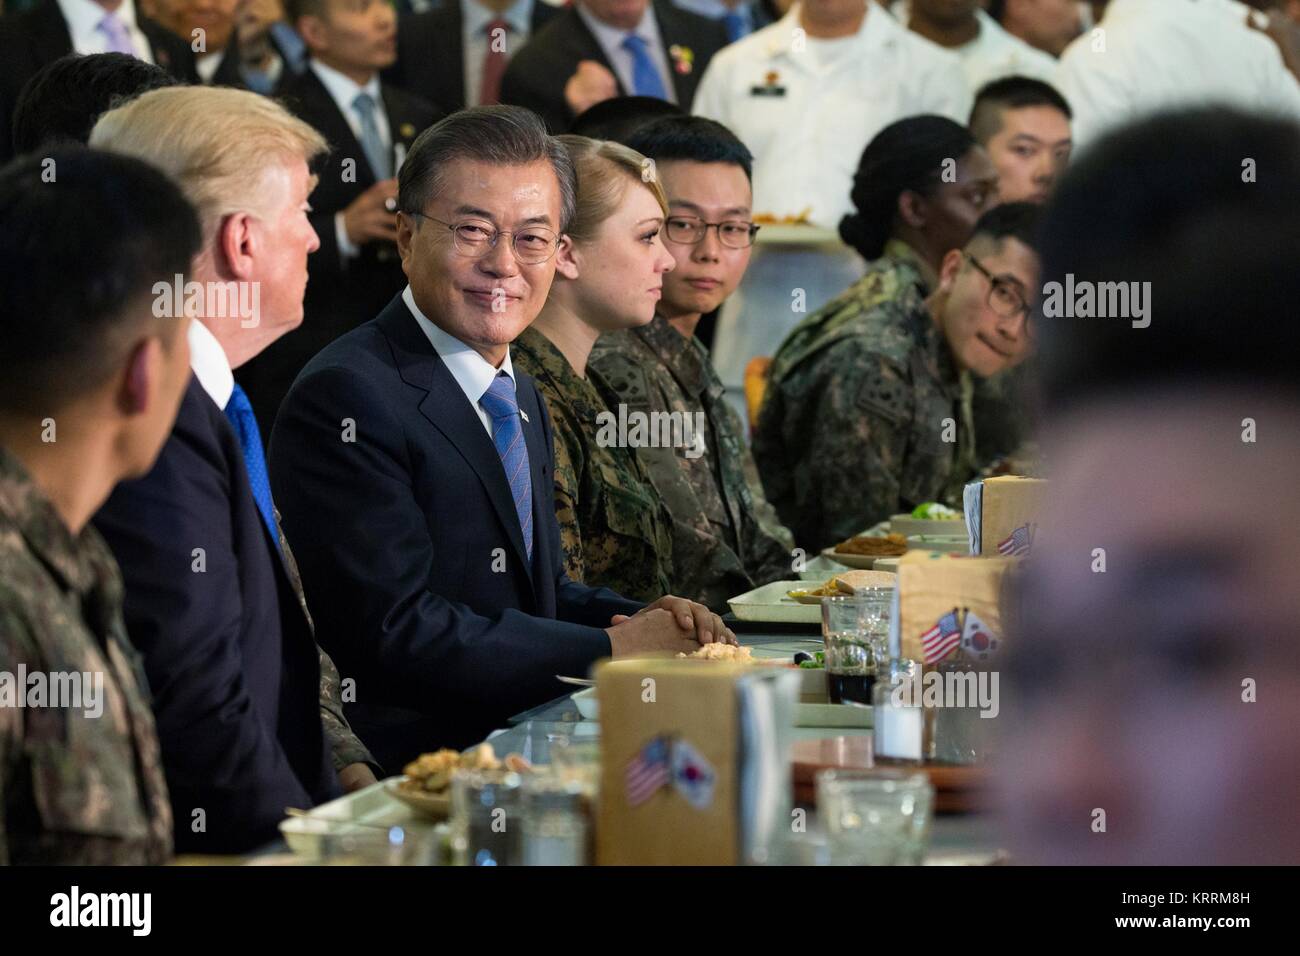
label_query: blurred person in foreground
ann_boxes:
[592,115,795,611]
[513,135,677,603]
[91,86,378,854]
[755,202,1040,552]
[999,107,1300,865]
[0,149,200,864]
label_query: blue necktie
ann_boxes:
[722,10,747,42]
[352,91,392,181]
[479,373,533,561]
[621,33,668,100]
[224,383,280,551]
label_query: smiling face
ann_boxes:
[653,160,754,322]
[986,105,1073,204]
[397,158,563,365]
[932,236,1037,377]
[566,180,675,333]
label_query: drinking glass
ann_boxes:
[816,769,934,866]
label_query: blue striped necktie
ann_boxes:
[621,33,668,100]
[223,383,280,552]
[479,373,533,560]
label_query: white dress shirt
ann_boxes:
[692,3,969,424]
[462,0,536,106]
[402,286,517,438]
[890,2,1059,93]
[1055,0,1300,148]
[56,0,153,63]
[188,318,235,410]
[576,3,678,104]
[310,59,391,262]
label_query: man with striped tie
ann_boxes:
[270,106,735,770]
[499,0,729,131]
[89,86,381,855]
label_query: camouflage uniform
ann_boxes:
[514,328,674,602]
[590,315,795,612]
[0,447,172,864]
[753,282,978,553]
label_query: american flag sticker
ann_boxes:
[997,522,1036,557]
[920,608,963,663]
[625,735,672,807]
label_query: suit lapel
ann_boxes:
[380,84,423,163]
[516,375,551,585]
[654,1,695,107]
[377,300,535,586]
[297,67,379,187]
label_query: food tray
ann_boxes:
[727,580,824,624]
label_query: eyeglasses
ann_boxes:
[964,253,1030,321]
[406,212,561,264]
[664,215,760,249]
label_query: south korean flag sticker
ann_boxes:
[670,738,716,810]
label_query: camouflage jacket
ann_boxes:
[0,447,172,864]
[753,283,978,553]
[514,329,674,603]
[590,315,795,612]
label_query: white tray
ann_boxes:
[278,776,438,856]
[728,580,823,624]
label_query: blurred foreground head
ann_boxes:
[998,108,1300,864]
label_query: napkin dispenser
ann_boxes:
[595,659,799,865]
[963,475,1047,557]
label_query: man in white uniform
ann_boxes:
[1055,0,1300,147]
[892,0,1059,92]
[691,0,968,426]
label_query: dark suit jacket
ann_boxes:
[499,0,728,132]
[0,0,199,161]
[269,294,642,769]
[236,65,439,438]
[384,0,561,112]
[94,377,340,854]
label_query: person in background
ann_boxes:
[0,148,200,865]
[690,0,969,431]
[500,0,729,132]
[9,51,179,155]
[892,0,1058,91]
[0,0,198,161]
[757,116,999,523]
[150,0,303,91]
[968,75,1070,204]
[985,0,1081,57]
[754,203,1040,551]
[269,107,731,769]
[592,115,795,611]
[671,0,775,40]
[1054,0,1300,147]
[385,0,561,112]
[90,86,379,855]
[568,92,682,137]
[237,0,438,437]
[999,107,1300,865]
[513,136,677,602]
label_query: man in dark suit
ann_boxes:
[150,0,307,92]
[89,85,378,854]
[270,106,735,770]
[500,0,729,131]
[0,0,198,161]
[236,0,439,437]
[385,0,561,112]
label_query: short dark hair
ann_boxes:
[399,105,577,231]
[623,114,754,181]
[839,115,978,260]
[11,53,180,156]
[1036,106,1300,411]
[568,96,683,140]
[0,148,202,414]
[967,200,1041,255]
[970,76,1072,145]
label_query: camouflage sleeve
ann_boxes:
[0,605,24,866]
[548,404,587,583]
[317,646,378,773]
[810,346,914,543]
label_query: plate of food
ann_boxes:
[786,569,897,604]
[822,532,910,569]
[890,502,965,538]
[388,743,532,820]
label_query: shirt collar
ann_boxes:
[310,58,383,115]
[402,286,516,406]
[58,0,139,45]
[188,317,235,410]
[577,2,659,48]
[462,0,534,36]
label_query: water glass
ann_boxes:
[816,769,934,866]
